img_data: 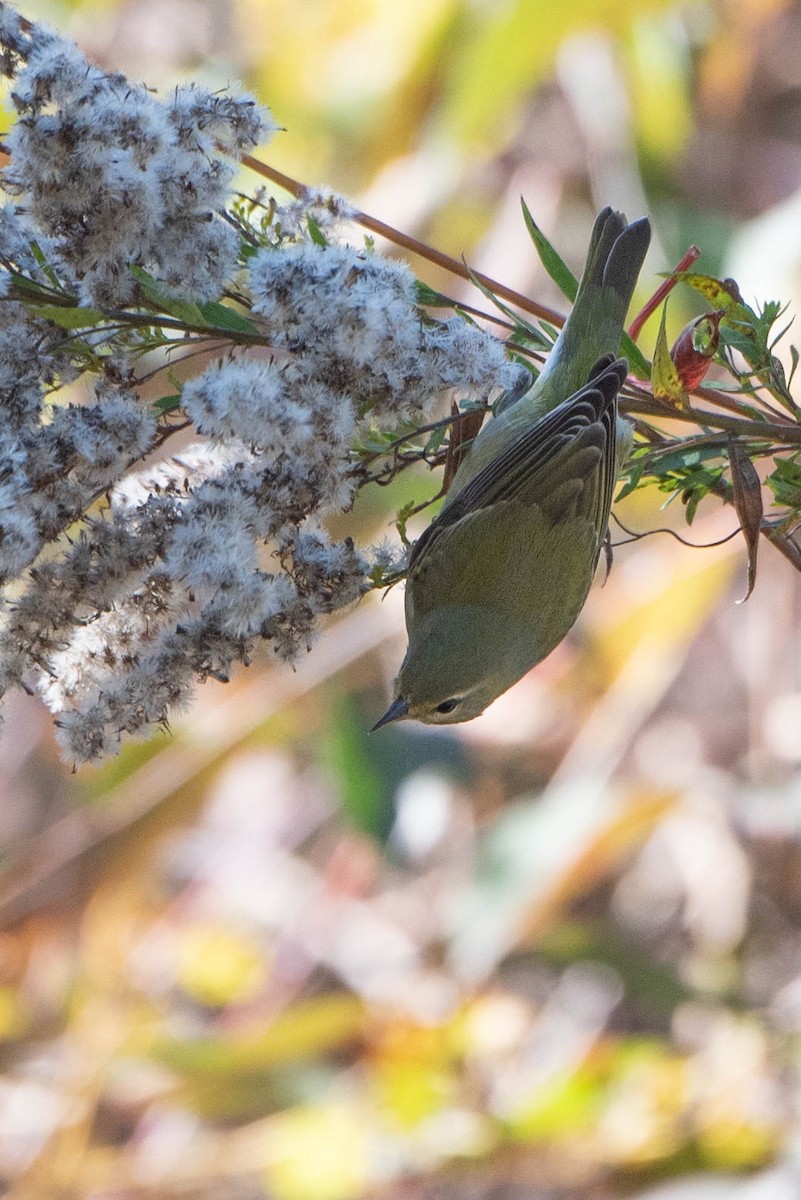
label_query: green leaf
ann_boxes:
[61,339,105,370]
[767,457,801,509]
[395,499,417,546]
[424,424,448,455]
[239,241,260,262]
[464,263,539,331]
[130,265,206,325]
[509,324,550,351]
[196,301,259,336]
[718,321,757,358]
[323,697,393,842]
[520,198,578,302]
[414,280,454,308]
[620,330,651,380]
[306,214,328,247]
[30,304,105,328]
[615,456,646,501]
[649,444,725,474]
[153,393,182,414]
[29,240,62,289]
[651,305,686,404]
[538,320,560,343]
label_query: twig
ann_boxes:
[628,245,701,342]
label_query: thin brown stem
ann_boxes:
[694,382,796,425]
[761,522,801,573]
[620,396,801,444]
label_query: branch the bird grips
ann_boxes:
[375,209,651,729]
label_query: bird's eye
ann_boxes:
[435,698,460,714]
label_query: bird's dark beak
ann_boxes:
[370,696,409,731]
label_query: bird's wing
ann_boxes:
[410,356,626,573]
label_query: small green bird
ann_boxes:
[374,207,651,729]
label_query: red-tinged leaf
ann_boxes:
[652,306,686,405]
[443,403,485,493]
[671,310,724,391]
[729,440,762,603]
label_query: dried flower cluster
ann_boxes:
[0,6,513,760]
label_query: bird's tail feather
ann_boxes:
[533,208,650,409]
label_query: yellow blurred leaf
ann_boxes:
[179,923,268,1008]
[442,0,678,143]
[522,790,676,936]
[505,1070,601,1140]
[0,985,26,1040]
[598,1041,690,1165]
[372,1057,455,1128]
[154,992,367,1074]
[629,14,692,161]
[263,1104,370,1200]
[696,1118,780,1169]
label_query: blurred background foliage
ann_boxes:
[3,0,801,1197]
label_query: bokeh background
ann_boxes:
[3,0,801,1197]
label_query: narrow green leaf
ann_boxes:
[63,339,104,369]
[649,445,725,473]
[620,330,651,380]
[414,281,453,308]
[464,263,539,330]
[153,393,182,414]
[616,455,646,501]
[130,265,206,325]
[520,198,578,301]
[306,215,328,247]
[424,424,449,455]
[395,499,417,547]
[509,324,550,351]
[29,240,62,288]
[197,301,259,336]
[30,304,105,328]
[538,321,560,343]
[164,297,207,325]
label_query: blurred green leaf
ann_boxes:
[324,696,393,842]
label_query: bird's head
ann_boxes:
[372,605,533,729]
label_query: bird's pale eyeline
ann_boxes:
[374,207,652,730]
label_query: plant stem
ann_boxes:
[628,245,701,342]
[620,396,801,445]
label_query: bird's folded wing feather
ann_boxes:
[409,357,626,573]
